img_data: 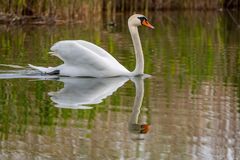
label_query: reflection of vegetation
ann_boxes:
[149,12,239,89]
[0,74,143,140]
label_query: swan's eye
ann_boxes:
[137,16,148,24]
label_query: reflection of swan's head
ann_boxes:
[128,14,154,29]
[129,124,150,134]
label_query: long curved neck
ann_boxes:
[129,25,144,75]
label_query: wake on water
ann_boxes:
[0,64,58,80]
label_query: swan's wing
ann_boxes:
[75,40,119,63]
[50,40,105,66]
[50,40,129,76]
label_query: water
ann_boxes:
[0,11,240,160]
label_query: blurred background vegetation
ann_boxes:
[0,0,239,24]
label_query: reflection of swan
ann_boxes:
[128,76,150,135]
[48,77,129,109]
[28,14,154,77]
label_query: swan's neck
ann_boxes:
[129,25,144,75]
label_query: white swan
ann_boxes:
[29,14,154,77]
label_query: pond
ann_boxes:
[0,11,240,159]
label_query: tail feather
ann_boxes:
[28,64,57,74]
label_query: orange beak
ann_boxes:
[142,20,154,29]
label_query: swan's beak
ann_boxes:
[142,20,154,29]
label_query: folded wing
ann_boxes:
[49,40,130,77]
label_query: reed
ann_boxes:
[0,0,239,24]
[0,0,101,24]
[104,0,239,11]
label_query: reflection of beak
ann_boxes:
[140,124,150,134]
[142,20,154,29]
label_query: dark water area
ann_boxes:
[0,11,240,160]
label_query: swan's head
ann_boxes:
[128,14,154,29]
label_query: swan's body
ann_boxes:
[30,40,130,77]
[29,14,154,77]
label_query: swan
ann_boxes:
[28,14,154,77]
